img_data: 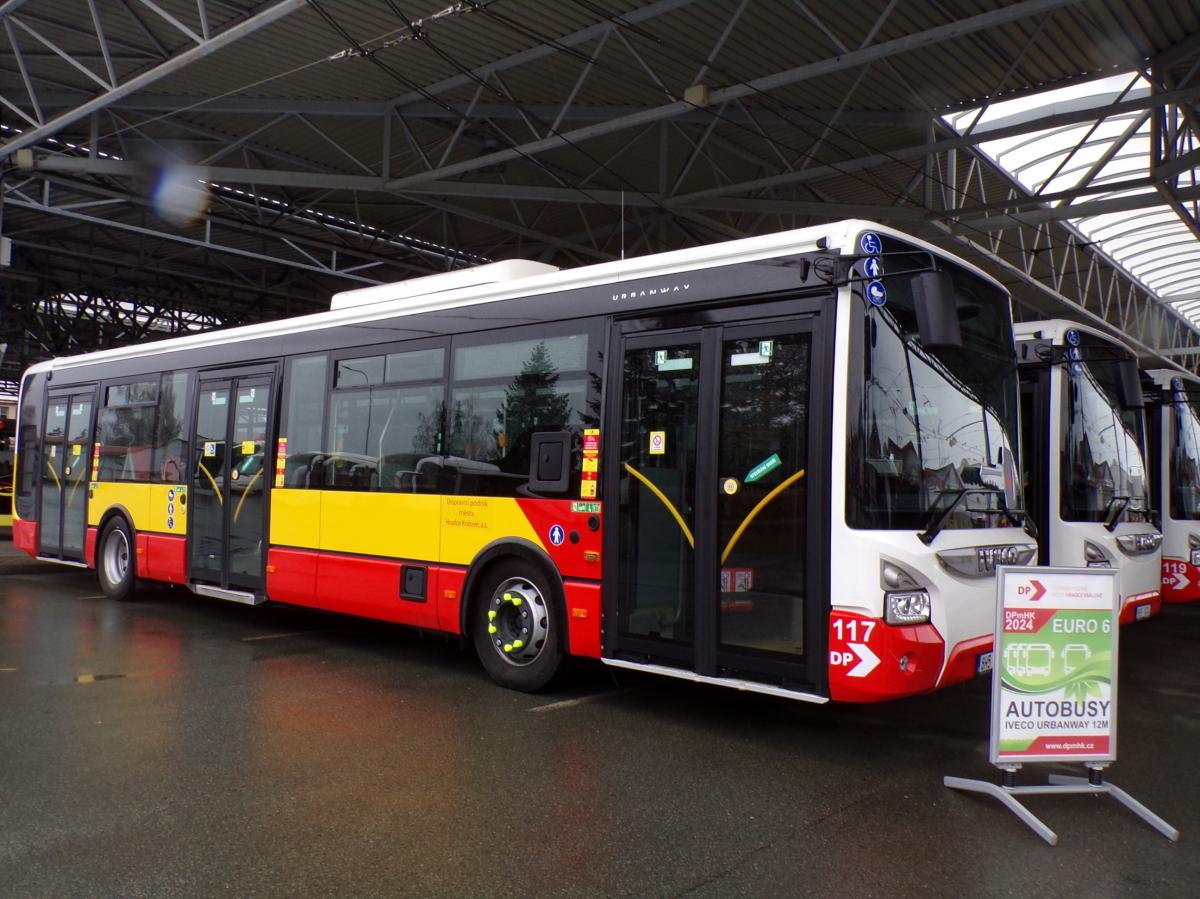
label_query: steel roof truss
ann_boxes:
[0,0,307,162]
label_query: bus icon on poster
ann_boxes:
[1061,643,1090,675]
[1004,642,1053,677]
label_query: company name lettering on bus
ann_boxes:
[611,283,690,302]
[445,496,490,529]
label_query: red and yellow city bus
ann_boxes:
[12,221,1034,702]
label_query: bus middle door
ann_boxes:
[189,370,275,601]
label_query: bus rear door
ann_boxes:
[38,387,97,562]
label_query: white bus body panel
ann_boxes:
[1146,368,1200,603]
[1017,320,1162,622]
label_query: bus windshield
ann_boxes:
[1061,347,1149,524]
[1170,395,1200,520]
[846,257,1022,531]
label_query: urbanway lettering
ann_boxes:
[612,283,690,301]
[1005,699,1110,719]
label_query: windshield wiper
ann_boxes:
[1103,495,1130,532]
[918,486,1003,545]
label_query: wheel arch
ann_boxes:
[459,537,567,646]
[94,504,136,565]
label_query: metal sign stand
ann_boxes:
[945,764,1179,846]
[945,565,1179,846]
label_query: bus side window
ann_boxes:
[153,372,190,483]
[281,354,329,490]
[449,334,588,496]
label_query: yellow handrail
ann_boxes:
[622,463,695,549]
[721,468,806,564]
[234,466,263,524]
[44,459,62,489]
[198,460,224,506]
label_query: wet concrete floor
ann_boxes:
[1,554,1198,897]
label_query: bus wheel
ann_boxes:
[98,517,136,601]
[472,562,562,692]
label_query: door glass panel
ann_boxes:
[190,382,230,581]
[617,344,700,645]
[717,333,810,657]
[38,400,69,555]
[61,396,94,558]
[228,382,270,579]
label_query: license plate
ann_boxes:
[1135,604,1152,621]
[976,651,994,674]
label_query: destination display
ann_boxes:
[990,567,1119,765]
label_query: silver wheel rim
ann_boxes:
[486,576,549,667]
[102,527,130,587]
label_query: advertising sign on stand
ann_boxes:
[991,567,1118,765]
[946,566,1178,845]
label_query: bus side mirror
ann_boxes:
[1116,359,1144,408]
[912,270,962,350]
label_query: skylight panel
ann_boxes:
[945,70,1200,315]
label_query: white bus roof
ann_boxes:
[1014,319,1138,356]
[23,219,1002,378]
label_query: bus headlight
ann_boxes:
[1084,541,1112,567]
[885,590,930,625]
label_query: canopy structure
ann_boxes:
[2,0,1199,387]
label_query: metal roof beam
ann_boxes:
[16,152,929,220]
[26,92,928,128]
[5,194,389,283]
[0,0,307,161]
[381,0,1086,192]
[676,85,1200,204]
[946,185,1200,232]
[0,0,33,18]
[384,0,699,110]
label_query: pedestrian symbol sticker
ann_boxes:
[864,256,883,278]
[549,525,565,546]
[860,232,882,255]
[866,280,887,306]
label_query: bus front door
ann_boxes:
[189,371,275,597]
[609,313,826,694]
[38,388,96,562]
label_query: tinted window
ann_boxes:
[15,372,45,519]
[321,345,445,492]
[282,354,328,488]
[327,386,443,491]
[448,334,588,496]
[97,380,159,482]
[151,372,189,483]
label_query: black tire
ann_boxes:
[97,517,137,601]
[471,560,563,692]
